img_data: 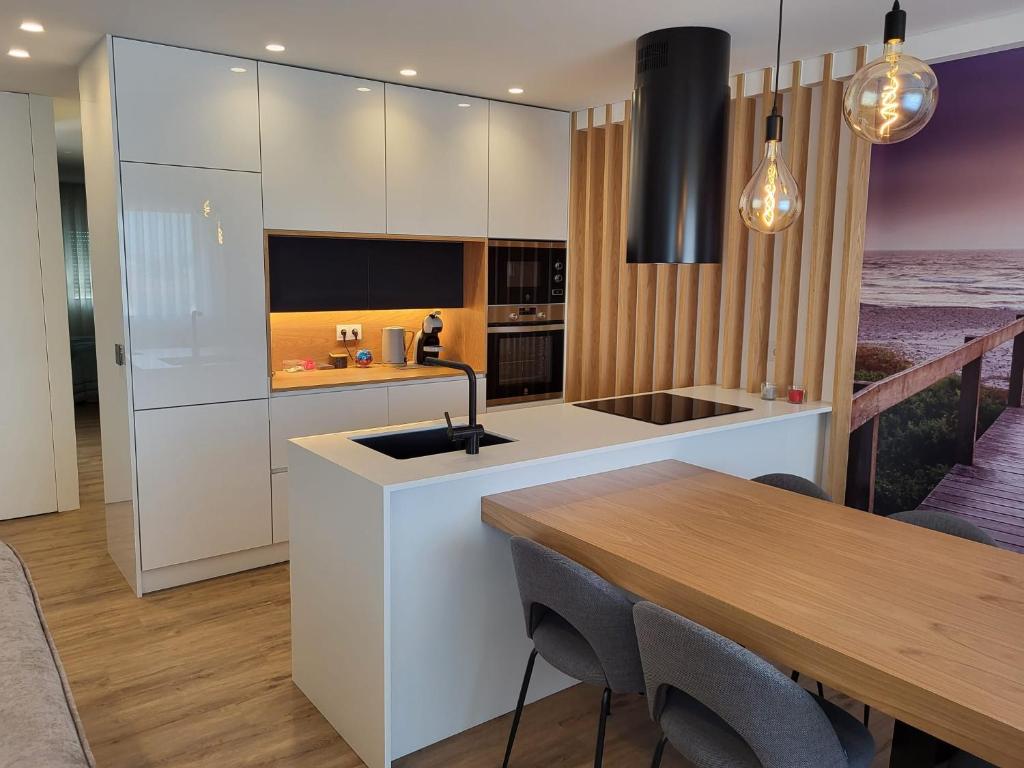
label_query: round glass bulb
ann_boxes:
[739,139,803,234]
[843,41,938,144]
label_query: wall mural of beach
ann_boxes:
[857,44,1024,546]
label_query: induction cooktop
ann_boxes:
[574,393,752,425]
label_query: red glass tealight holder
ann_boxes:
[788,385,806,405]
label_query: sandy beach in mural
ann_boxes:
[858,250,1023,388]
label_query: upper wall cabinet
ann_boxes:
[112,39,260,171]
[488,102,570,240]
[259,64,386,233]
[385,84,488,237]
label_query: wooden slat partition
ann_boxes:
[802,54,843,401]
[745,69,780,393]
[565,49,872,468]
[774,61,813,392]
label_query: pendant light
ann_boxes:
[738,0,803,235]
[843,1,939,144]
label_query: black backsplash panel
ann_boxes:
[268,235,464,312]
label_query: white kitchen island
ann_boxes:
[288,385,831,768]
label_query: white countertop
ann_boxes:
[290,385,831,490]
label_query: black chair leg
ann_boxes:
[864,704,871,727]
[817,681,825,698]
[650,735,668,768]
[791,669,800,682]
[501,649,538,768]
[594,687,612,768]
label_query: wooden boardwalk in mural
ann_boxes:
[918,406,1024,553]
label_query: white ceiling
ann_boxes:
[1,0,1021,111]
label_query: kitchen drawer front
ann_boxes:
[272,471,289,544]
[135,400,272,571]
[270,386,389,469]
[113,38,260,171]
[121,163,269,409]
[386,377,486,426]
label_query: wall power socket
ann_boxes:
[336,324,363,342]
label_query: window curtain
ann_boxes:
[60,182,93,339]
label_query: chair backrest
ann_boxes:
[509,536,643,693]
[633,601,848,768]
[888,510,997,546]
[752,473,832,502]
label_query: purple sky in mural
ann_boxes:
[865,45,1024,251]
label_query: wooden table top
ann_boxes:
[482,460,1024,767]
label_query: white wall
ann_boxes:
[0,91,78,520]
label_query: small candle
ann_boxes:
[760,381,777,400]
[788,385,806,404]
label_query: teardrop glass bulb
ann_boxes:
[843,41,938,144]
[739,139,803,234]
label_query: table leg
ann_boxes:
[889,721,957,767]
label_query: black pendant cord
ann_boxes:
[771,0,784,117]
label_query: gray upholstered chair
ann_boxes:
[752,472,832,502]
[633,601,875,768]
[889,509,999,768]
[887,509,997,546]
[504,536,645,768]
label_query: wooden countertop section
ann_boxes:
[271,364,485,392]
[482,460,1024,767]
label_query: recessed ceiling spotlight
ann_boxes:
[508,87,524,95]
[230,67,247,73]
[357,86,372,92]
[399,68,417,77]
[8,48,30,58]
[457,102,471,108]
[20,21,45,33]
[265,43,285,52]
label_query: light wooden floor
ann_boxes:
[0,405,895,767]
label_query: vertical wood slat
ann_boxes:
[802,53,844,400]
[828,47,873,501]
[634,265,658,393]
[580,111,606,400]
[773,60,813,392]
[745,69,779,392]
[564,112,590,401]
[720,74,756,389]
[653,264,678,390]
[597,104,621,398]
[614,102,637,396]
[695,265,721,384]
[674,267,701,387]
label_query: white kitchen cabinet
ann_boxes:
[259,63,386,234]
[387,377,486,426]
[385,84,488,237]
[272,472,289,544]
[488,102,570,240]
[270,386,389,470]
[134,400,272,571]
[121,163,268,409]
[112,38,260,171]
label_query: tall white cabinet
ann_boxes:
[0,92,78,520]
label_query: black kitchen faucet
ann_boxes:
[420,357,486,454]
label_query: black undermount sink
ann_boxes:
[353,426,514,460]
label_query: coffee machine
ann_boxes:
[414,311,444,364]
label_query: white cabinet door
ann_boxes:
[121,163,268,409]
[385,84,488,237]
[488,102,570,240]
[113,38,260,171]
[387,377,486,426]
[259,63,386,233]
[269,386,389,470]
[272,471,289,544]
[135,400,272,570]
[0,93,57,519]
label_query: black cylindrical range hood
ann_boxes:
[626,27,731,264]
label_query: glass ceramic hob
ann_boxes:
[574,393,752,425]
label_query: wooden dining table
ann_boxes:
[481,460,1024,767]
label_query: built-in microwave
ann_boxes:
[487,240,567,306]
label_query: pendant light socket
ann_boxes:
[765,111,783,142]
[884,1,907,44]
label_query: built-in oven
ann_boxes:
[488,240,567,306]
[486,304,564,407]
